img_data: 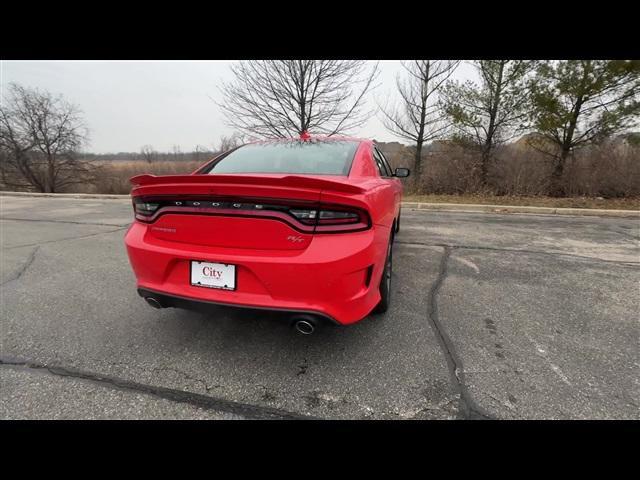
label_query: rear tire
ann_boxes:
[373,233,393,314]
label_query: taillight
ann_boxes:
[131,197,370,233]
[133,199,160,221]
[289,209,317,225]
[315,208,369,232]
[288,207,369,232]
[318,210,360,223]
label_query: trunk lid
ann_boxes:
[130,174,366,251]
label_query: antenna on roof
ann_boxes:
[300,130,310,141]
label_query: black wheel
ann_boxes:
[395,211,401,234]
[373,234,393,314]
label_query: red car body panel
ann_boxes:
[124,138,403,325]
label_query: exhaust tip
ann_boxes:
[292,316,316,335]
[145,297,163,309]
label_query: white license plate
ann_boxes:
[190,261,236,290]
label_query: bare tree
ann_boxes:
[0,83,92,193]
[378,60,460,181]
[193,145,212,163]
[216,132,245,153]
[442,60,537,186]
[217,60,380,139]
[171,144,182,161]
[140,145,157,164]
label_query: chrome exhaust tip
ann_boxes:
[145,297,163,309]
[292,316,316,335]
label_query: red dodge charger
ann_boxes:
[124,135,409,333]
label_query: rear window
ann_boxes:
[204,140,359,176]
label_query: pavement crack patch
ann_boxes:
[397,240,640,267]
[152,365,215,393]
[0,356,313,420]
[4,227,128,250]
[1,246,39,287]
[425,246,494,420]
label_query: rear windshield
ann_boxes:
[204,140,359,176]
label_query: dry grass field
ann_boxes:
[3,141,639,211]
[403,194,640,210]
[76,159,640,210]
[79,160,205,194]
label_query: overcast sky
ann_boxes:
[0,60,478,153]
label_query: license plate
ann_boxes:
[190,261,236,290]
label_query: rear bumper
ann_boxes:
[137,288,340,325]
[124,222,389,325]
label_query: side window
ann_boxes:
[378,149,394,177]
[372,148,391,177]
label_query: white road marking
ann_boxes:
[452,255,480,274]
[525,333,572,386]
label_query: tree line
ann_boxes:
[218,59,639,197]
[1,60,638,196]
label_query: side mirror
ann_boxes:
[394,167,410,178]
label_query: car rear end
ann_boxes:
[124,139,388,325]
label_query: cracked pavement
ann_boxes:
[1,195,638,419]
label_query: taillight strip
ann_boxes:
[132,196,371,234]
[136,207,316,233]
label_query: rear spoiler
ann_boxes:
[130,174,366,194]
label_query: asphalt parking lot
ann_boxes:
[1,195,638,419]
